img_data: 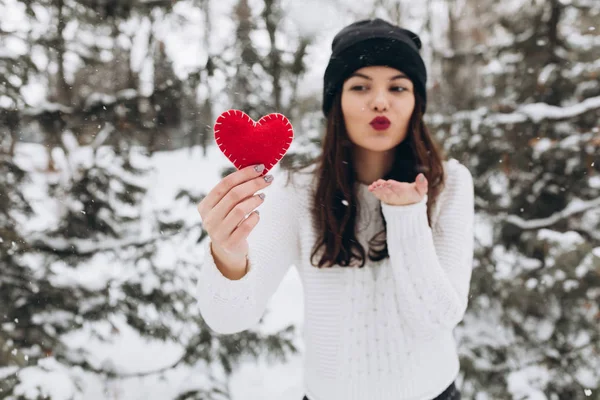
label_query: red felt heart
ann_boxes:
[214,109,294,175]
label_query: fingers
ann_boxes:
[199,168,273,251]
[228,209,260,246]
[197,164,266,219]
[384,176,428,196]
[212,208,261,260]
[218,192,266,239]
[208,173,272,227]
[415,173,429,196]
[368,175,428,205]
[368,179,387,191]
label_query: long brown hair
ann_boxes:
[306,89,446,269]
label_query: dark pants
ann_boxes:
[302,381,460,400]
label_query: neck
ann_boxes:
[352,147,395,185]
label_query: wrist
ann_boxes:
[383,194,427,207]
[210,242,248,280]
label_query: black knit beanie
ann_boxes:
[322,18,427,117]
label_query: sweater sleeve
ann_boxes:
[381,160,474,339]
[196,170,302,334]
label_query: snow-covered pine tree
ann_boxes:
[0,130,298,398]
[1,1,299,397]
[425,0,600,398]
[0,146,38,396]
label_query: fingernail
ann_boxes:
[418,174,425,183]
[254,164,265,173]
[264,174,274,183]
[258,193,266,200]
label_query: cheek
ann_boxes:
[394,97,415,122]
[341,101,363,144]
[341,94,360,118]
[341,95,363,129]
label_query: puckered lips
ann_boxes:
[370,116,391,131]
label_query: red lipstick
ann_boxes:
[370,116,391,130]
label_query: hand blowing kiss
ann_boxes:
[368,173,428,206]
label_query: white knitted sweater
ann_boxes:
[197,158,475,400]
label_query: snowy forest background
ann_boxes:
[1,0,599,399]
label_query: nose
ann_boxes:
[370,88,389,112]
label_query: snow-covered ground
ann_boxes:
[12,142,306,400]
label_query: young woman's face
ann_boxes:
[341,66,415,153]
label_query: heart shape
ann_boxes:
[214,109,294,175]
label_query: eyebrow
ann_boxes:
[349,72,410,81]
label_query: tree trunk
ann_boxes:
[55,0,71,107]
[263,0,282,111]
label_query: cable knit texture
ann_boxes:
[197,159,474,400]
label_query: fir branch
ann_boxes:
[503,196,600,230]
[28,223,203,257]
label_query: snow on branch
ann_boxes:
[518,96,600,123]
[504,196,600,230]
[22,101,72,116]
[29,223,202,257]
[427,95,600,126]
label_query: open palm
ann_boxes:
[368,173,428,206]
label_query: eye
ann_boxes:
[390,86,408,92]
[349,84,368,91]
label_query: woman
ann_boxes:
[197,18,474,400]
